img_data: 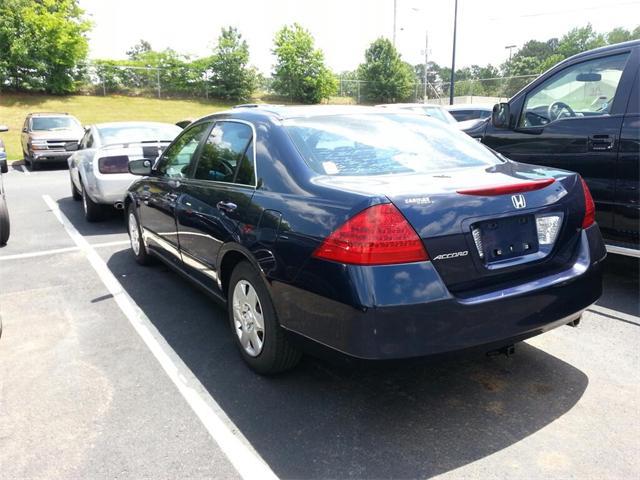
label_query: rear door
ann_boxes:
[483,50,633,232]
[614,51,640,246]
[175,120,257,289]
[138,121,212,264]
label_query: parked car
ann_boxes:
[125,105,605,374]
[68,121,182,222]
[0,124,9,246]
[21,112,84,170]
[377,103,458,125]
[469,40,640,257]
[445,104,493,122]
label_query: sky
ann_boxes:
[80,0,640,74]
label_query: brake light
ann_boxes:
[457,178,555,196]
[312,203,428,265]
[581,177,595,229]
[98,155,130,174]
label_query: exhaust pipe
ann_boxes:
[114,202,124,210]
[487,344,515,358]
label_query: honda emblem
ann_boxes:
[511,194,526,209]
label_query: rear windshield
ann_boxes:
[98,124,182,146]
[284,113,501,176]
[31,116,80,131]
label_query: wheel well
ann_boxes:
[219,250,249,297]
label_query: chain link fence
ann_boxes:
[76,63,538,104]
[334,74,538,104]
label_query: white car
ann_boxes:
[444,104,493,122]
[376,103,461,126]
[68,122,182,222]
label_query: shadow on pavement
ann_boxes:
[598,254,639,317]
[56,196,125,238]
[105,248,589,479]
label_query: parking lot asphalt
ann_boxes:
[0,163,638,480]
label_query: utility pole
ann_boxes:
[505,44,517,61]
[393,0,397,46]
[423,31,428,101]
[449,0,458,105]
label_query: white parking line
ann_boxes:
[589,304,640,324]
[42,195,278,480]
[0,240,131,262]
[19,164,30,175]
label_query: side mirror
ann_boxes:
[22,127,28,133]
[129,159,153,176]
[0,159,7,174]
[0,125,8,133]
[492,103,511,129]
[64,141,79,152]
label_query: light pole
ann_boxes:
[505,44,517,60]
[423,31,429,101]
[449,0,458,105]
[393,0,397,46]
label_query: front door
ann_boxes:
[139,121,212,264]
[175,120,257,290]
[483,51,632,232]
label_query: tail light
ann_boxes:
[581,177,596,229]
[98,155,130,174]
[457,178,555,196]
[312,203,428,265]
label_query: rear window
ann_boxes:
[284,113,501,176]
[98,124,181,146]
[31,116,80,131]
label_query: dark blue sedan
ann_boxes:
[125,105,605,374]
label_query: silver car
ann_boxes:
[376,103,459,126]
[68,122,182,222]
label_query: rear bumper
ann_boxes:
[272,226,605,360]
[87,174,137,205]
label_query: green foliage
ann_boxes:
[208,27,257,101]
[126,40,152,60]
[556,24,606,58]
[358,38,415,103]
[0,0,91,94]
[271,23,337,103]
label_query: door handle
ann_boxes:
[588,134,615,151]
[216,201,237,213]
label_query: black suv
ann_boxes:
[467,40,639,257]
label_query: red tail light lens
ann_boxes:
[98,155,130,174]
[457,178,555,196]
[313,203,428,265]
[581,177,596,229]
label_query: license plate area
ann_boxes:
[477,214,539,262]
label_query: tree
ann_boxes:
[0,0,91,94]
[271,23,337,103]
[208,27,257,101]
[358,38,415,103]
[126,40,152,60]
[556,24,606,58]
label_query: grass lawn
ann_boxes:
[0,93,232,161]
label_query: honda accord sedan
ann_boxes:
[125,105,605,374]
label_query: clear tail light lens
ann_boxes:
[312,203,428,265]
[536,215,561,245]
[98,155,130,174]
[580,177,596,229]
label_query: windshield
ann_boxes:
[422,106,457,124]
[285,113,501,176]
[98,124,182,146]
[31,116,81,131]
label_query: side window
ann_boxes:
[79,131,92,150]
[193,121,255,186]
[156,122,211,178]
[520,52,630,127]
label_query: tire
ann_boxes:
[127,203,153,265]
[228,261,301,374]
[0,196,10,246]
[30,156,39,171]
[23,151,31,168]
[81,183,105,222]
[70,172,82,200]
